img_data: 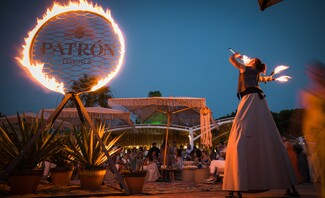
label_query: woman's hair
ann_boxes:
[255,58,266,73]
[147,150,155,161]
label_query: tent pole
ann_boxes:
[163,113,171,168]
[189,128,194,149]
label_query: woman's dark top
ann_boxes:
[237,67,264,99]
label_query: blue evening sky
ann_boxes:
[1,0,324,118]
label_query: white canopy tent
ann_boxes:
[108,97,217,164]
[42,107,135,130]
[0,112,73,129]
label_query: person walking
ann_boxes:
[301,61,325,197]
[222,52,299,197]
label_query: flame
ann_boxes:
[273,65,289,75]
[16,0,125,94]
[242,55,251,65]
[275,75,291,82]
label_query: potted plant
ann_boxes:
[122,170,147,194]
[121,153,147,194]
[64,124,123,190]
[0,112,63,194]
[47,140,75,186]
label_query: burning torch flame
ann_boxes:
[228,49,291,82]
[275,75,291,82]
[274,65,289,74]
[16,0,125,94]
[228,48,251,64]
[270,65,289,76]
[242,55,251,65]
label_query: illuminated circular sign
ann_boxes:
[17,0,125,94]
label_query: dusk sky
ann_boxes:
[1,0,324,118]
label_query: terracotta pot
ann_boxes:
[8,169,43,195]
[123,171,147,194]
[79,169,106,190]
[50,167,73,186]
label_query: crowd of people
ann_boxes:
[112,140,228,183]
[42,136,316,189]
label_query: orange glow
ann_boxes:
[16,0,125,94]
[275,75,291,82]
[242,55,251,65]
[273,65,289,75]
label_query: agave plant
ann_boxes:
[47,135,75,171]
[64,124,124,170]
[0,112,63,172]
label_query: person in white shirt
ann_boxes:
[205,151,226,183]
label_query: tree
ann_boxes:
[270,109,304,137]
[218,111,236,119]
[288,109,304,137]
[148,91,162,97]
[65,74,113,107]
[217,108,304,142]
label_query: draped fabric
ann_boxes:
[108,97,206,109]
[200,107,212,147]
[108,97,213,147]
[222,93,296,191]
[108,97,206,127]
